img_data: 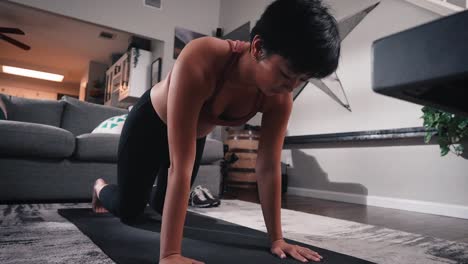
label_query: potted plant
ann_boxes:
[421,106,468,157]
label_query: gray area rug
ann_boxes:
[191,200,468,264]
[1,201,467,263]
[0,203,113,264]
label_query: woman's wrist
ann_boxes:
[160,252,181,260]
[271,237,284,244]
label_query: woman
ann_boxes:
[92,0,340,263]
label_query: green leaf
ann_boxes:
[454,144,464,155]
[424,133,433,143]
[459,121,468,130]
[441,146,450,156]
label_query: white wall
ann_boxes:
[10,0,221,79]
[218,0,272,34]
[286,0,468,218]
[219,0,468,219]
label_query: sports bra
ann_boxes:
[199,39,265,126]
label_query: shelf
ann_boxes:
[283,127,438,149]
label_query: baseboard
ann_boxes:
[287,187,468,220]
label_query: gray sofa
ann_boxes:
[0,94,224,203]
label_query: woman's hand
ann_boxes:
[271,239,323,262]
[159,253,204,264]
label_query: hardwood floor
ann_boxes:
[222,188,468,244]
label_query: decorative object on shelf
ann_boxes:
[422,106,468,157]
[215,27,223,38]
[174,27,207,59]
[88,80,105,98]
[303,1,381,111]
[151,58,162,87]
[132,48,140,68]
[104,48,151,108]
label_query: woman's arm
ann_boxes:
[255,92,293,243]
[256,94,322,262]
[159,38,214,260]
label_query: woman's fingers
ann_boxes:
[302,247,323,260]
[303,251,321,262]
[287,246,322,262]
[289,248,309,263]
[271,246,287,259]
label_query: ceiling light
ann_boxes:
[2,65,64,82]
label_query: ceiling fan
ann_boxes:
[0,27,31,50]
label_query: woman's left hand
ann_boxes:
[270,239,323,262]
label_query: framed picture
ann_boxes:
[222,22,250,41]
[174,27,207,59]
[151,58,162,87]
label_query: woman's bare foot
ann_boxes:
[92,178,109,214]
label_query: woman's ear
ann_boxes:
[251,35,264,61]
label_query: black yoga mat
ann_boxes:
[58,207,375,264]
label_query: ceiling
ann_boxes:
[0,1,134,84]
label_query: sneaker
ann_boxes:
[188,186,212,208]
[197,185,221,207]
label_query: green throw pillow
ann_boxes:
[0,97,7,120]
[92,114,127,134]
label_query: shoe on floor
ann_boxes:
[189,185,221,208]
[189,185,213,208]
[193,185,221,207]
[197,185,221,207]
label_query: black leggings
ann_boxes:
[99,88,206,224]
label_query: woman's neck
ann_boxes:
[230,42,258,93]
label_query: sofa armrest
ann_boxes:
[201,138,224,164]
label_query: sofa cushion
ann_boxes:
[0,120,75,158]
[73,133,120,162]
[61,96,128,135]
[92,114,128,134]
[201,138,224,164]
[0,93,65,127]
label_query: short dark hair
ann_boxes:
[250,0,341,79]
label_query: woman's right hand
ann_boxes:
[159,254,205,264]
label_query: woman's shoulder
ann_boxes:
[190,36,230,53]
[184,37,232,67]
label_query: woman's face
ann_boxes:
[253,54,309,96]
